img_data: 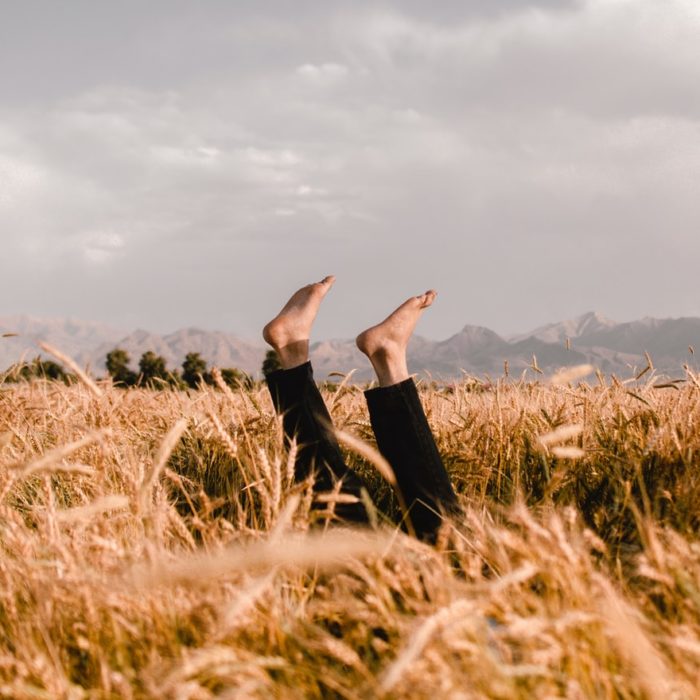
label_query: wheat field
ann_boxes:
[1,363,700,699]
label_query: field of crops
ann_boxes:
[2,366,700,698]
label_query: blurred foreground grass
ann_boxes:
[1,371,700,698]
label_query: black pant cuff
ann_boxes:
[265,361,314,411]
[266,360,313,386]
[364,377,417,411]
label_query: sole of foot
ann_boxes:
[356,290,437,360]
[262,276,336,366]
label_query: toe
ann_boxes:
[419,290,437,307]
[312,276,335,294]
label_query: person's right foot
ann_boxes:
[263,276,335,369]
[356,290,437,386]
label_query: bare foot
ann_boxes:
[263,276,335,369]
[356,290,437,386]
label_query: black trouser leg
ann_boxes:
[266,361,369,523]
[365,379,459,542]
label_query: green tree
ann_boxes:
[182,352,209,388]
[261,349,282,378]
[220,367,252,389]
[105,348,137,386]
[8,357,73,384]
[138,351,169,387]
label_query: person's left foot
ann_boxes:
[263,276,335,369]
[356,291,436,386]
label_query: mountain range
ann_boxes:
[1,311,699,381]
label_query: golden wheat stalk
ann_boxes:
[12,429,112,479]
[333,429,395,486]
[55,495,130,523]
[381,598,474,691]
[596,575,682,697]
[334,428,416,538]
[537,424,583,449]
[550,445,586,459]
[139,418,188,514]
[38,342,103,398]
[128,530,391,588]
[549,364,594,386]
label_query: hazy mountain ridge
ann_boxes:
[0,316,125,370]
[1,312,699,380]
[510,311,618,344]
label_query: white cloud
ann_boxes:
[244,147,301,167]
[296,184,326,196]
[148,145,221,166]
[0,155,45,208]
[82,231,125,265]
[296,62,349,86]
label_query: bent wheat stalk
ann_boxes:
[334,428,416,538]
[39,342,103,398]
[55,495,130,523]
[139,418,188,514]
[128,530,391,588]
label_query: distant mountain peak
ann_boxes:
[434,324,508,358]
[510,311,618,345]
[578,310,612,322]
[573,310,617,334]
[459,323,498,333]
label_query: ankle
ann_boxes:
[276,340,310,370]
[370,350,409,387]
[375,369,410,387]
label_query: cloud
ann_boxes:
[244,148,301,167]
[0,153,45,208]
[296,62,349,86]
[82,231,126,265]
[148,145,221,167]
[296,185,326,196]
[1,0,699,336]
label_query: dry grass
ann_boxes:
[2,368,700,698]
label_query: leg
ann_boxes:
[357,291,460,541]
[263,277,369,523]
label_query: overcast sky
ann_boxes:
[1,0,699,341]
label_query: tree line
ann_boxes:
[105,348,255,389]
[3,349,283,389]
